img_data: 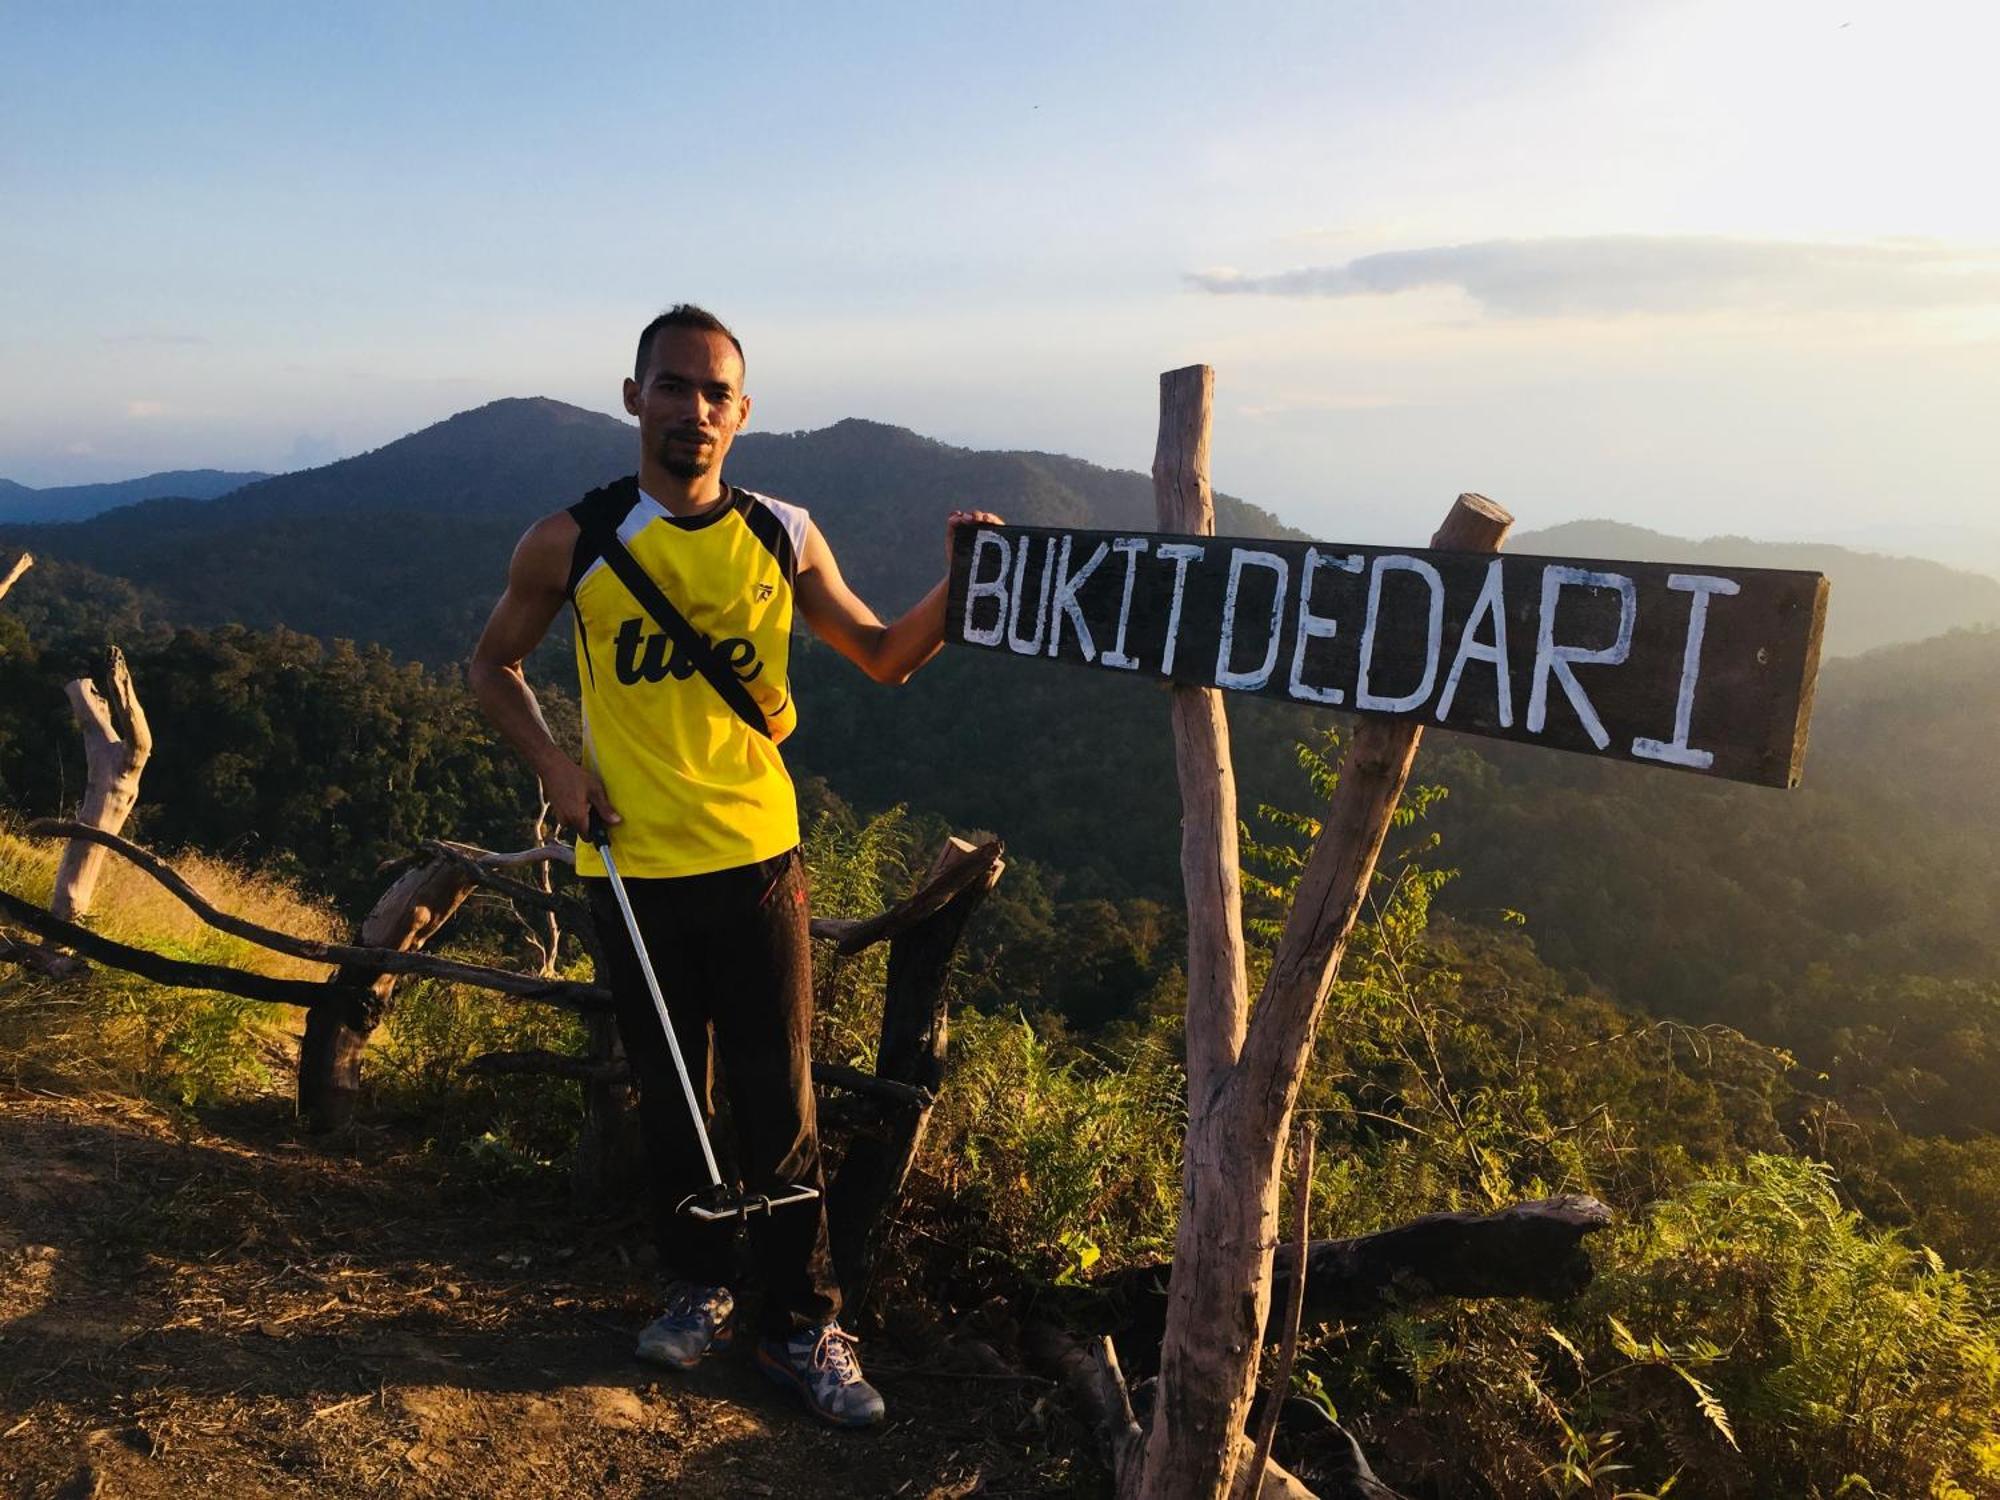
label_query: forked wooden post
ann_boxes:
[1135,363,1512,1499]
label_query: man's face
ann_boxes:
[622,328,751,482]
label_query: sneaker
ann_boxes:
[755,1322,886,1428]
[635,1281,735,1369]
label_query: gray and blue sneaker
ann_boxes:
[635,1281,735,1370]
[755,1321,885,1427]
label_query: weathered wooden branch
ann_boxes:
[1024,1324,1145,1486]
[1023,1323,1318,1500]
[1027,1196,1605,1499]
[812,1060,936,1110]
[827,835,1006,1309]
[417,838,587,925]
[0,885,372,1008]
[0,550,31,604]
[1245,1125,1315,1500]
[23,822,607,1010]
[822,836,1006,955]
[50,648,152,922]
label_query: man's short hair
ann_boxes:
[634,304,745,384]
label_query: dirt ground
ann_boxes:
[0,1087,1097,1499]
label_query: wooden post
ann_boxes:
[299,851,478,1129]
[1138,366,1256,1499]
[50,647,152,922]
[1152,366,1251,1111]
[827,836,1004,1309]
[1135,359,1513,1498]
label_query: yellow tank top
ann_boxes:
[567,478,808,879]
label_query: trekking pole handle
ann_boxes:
[586,807,611,849]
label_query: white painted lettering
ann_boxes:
[1356,554,1446,713]
[1101,537,1150,670]
[1006,534,1057,655]
[1157,543,1206,675]
[1632,573,1741,769]
[1435,558,1513,727]
[1047,535,1110,661]
[1215,549,1290,690]
[1287,548,1361,705]
[1527,566,1637,749]
[961,529,1011,647]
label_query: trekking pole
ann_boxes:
[587,811,819,1223]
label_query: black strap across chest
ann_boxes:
[568,477,773,740]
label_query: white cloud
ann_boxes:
[125,399,167,418]
[1189,236,2000,317]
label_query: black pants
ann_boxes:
[586,849,840,1335]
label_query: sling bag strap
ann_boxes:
[571,481,774,740]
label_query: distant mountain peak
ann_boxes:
[401,396,631,441]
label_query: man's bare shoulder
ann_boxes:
[510,510,582,593]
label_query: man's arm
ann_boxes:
[795,509,1002,685]
[469,512,618,833]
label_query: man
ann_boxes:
[469,304,998,1427]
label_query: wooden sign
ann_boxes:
[946,524,1829,788]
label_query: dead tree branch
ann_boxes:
[24,821,607,1009]
[50,648,152,921]
[0,550,31,604]
[0,885,369,1008]
[1245,1124,1315,1498]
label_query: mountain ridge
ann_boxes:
[3,397,1990,665]
[0,467,270,524]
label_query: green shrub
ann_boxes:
[924,1007,1184,1276]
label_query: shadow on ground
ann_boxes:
[0,1089,1093,1498]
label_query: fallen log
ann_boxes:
[1093,1196,1612,1363]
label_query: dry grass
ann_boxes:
[0,820,340,1103]
[0,821,340,978]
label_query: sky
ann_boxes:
[3,0,1996,552]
